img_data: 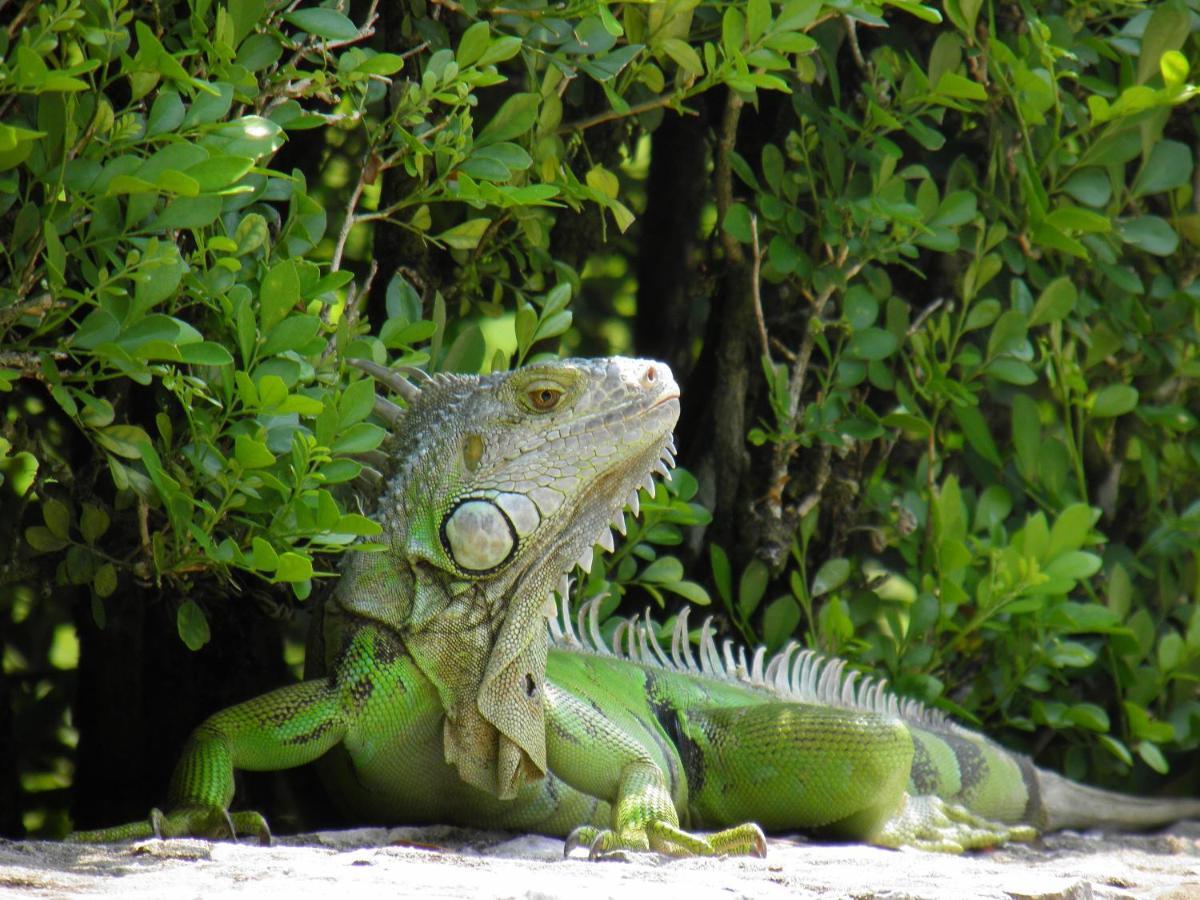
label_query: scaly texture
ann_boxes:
[71,357,1200,856]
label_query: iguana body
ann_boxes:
[72,357,1200,855]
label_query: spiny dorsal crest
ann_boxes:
[549,594,954,732]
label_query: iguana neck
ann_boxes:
[332,526,555,798]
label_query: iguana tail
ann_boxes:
[1035,768,1200,832]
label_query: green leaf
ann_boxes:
[338,378,377,428]
[1099,735,1133,766]
[147,92,186,137]
[710,543,733,606]
[353,52,406,76]
[1092,384,1138,418]
[178,342,235,365]
[283,8,359,41]
[457,21,491,67]
[261,314,321,357]
[1161,50,1189,90]
[437,218,491,250]
[1011,394,1040,478]
[185,155,255,193]
[80,504,110,544]
[984,359,1035,385]
[274,552,314,582]
[533,310,573,343]
[476,93,539,147]
[1043,551,1102,581]
[332,422,387,454]
[762,595,801,649]
[1046,503,1096,558]
[661,38,703,77]
[203,116,284,158]
[1137,3,1189,85]
[234,434,276,468]
[93,563,117,598]
[96,425,152,459]
[722,203,753,243]
[478,35,522,65]
[811,558,850,598]
[42,498,70,540]
[661,579,711,605]
[746,0,771,41]
[641,556,684,583]
[260,259,300,330]
[1136,741,1169,774]
[935,71,987,101]
[739,558,769,618]
[251,536,279,571]
[25,526,68,553]
[1061,169,1111,208]
[951,404,1001,465]
[886,0,942,23]
[177,600,212,651]
[1158,631,1184,672]
[1028,277,1076,327]
[1079,129,1140,168]
[847,327,899,360]
[1117,216,1178,256]
[986,310,1028,358]
[929,190,977,227]
[1132,140,1193,197]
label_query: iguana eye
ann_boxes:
[525,382,564,412]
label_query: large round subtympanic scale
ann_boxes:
[443,499,516,573]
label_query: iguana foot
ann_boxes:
[69,806,271,845]
[564,820,766,859]
[871,795,1036,853]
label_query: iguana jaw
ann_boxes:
[505,359,680,599]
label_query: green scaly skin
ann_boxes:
[70,357,1200,856]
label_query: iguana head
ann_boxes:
[336,357,679,798]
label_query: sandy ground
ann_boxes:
[3,823,1200,900]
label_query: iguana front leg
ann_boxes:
[70,678,348,843]
[545,683,766,859]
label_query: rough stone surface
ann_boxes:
[3,823,1200,899]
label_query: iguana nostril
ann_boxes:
[643,365,657,387]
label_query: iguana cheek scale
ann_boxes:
[70,357,1200,857]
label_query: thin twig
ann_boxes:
[328,258,378,360]
[764,246,865,519]
[845,17,866,70]
[330,169,369,276]
[558,92,690,135]
[907,297,946,336]
[428,0,542,17]
[749,214,771,365]
[795,443,834,519]
[0,349,68,374]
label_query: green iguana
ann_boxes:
[72,356,1200,857]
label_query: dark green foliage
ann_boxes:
[2,0,1198,835]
